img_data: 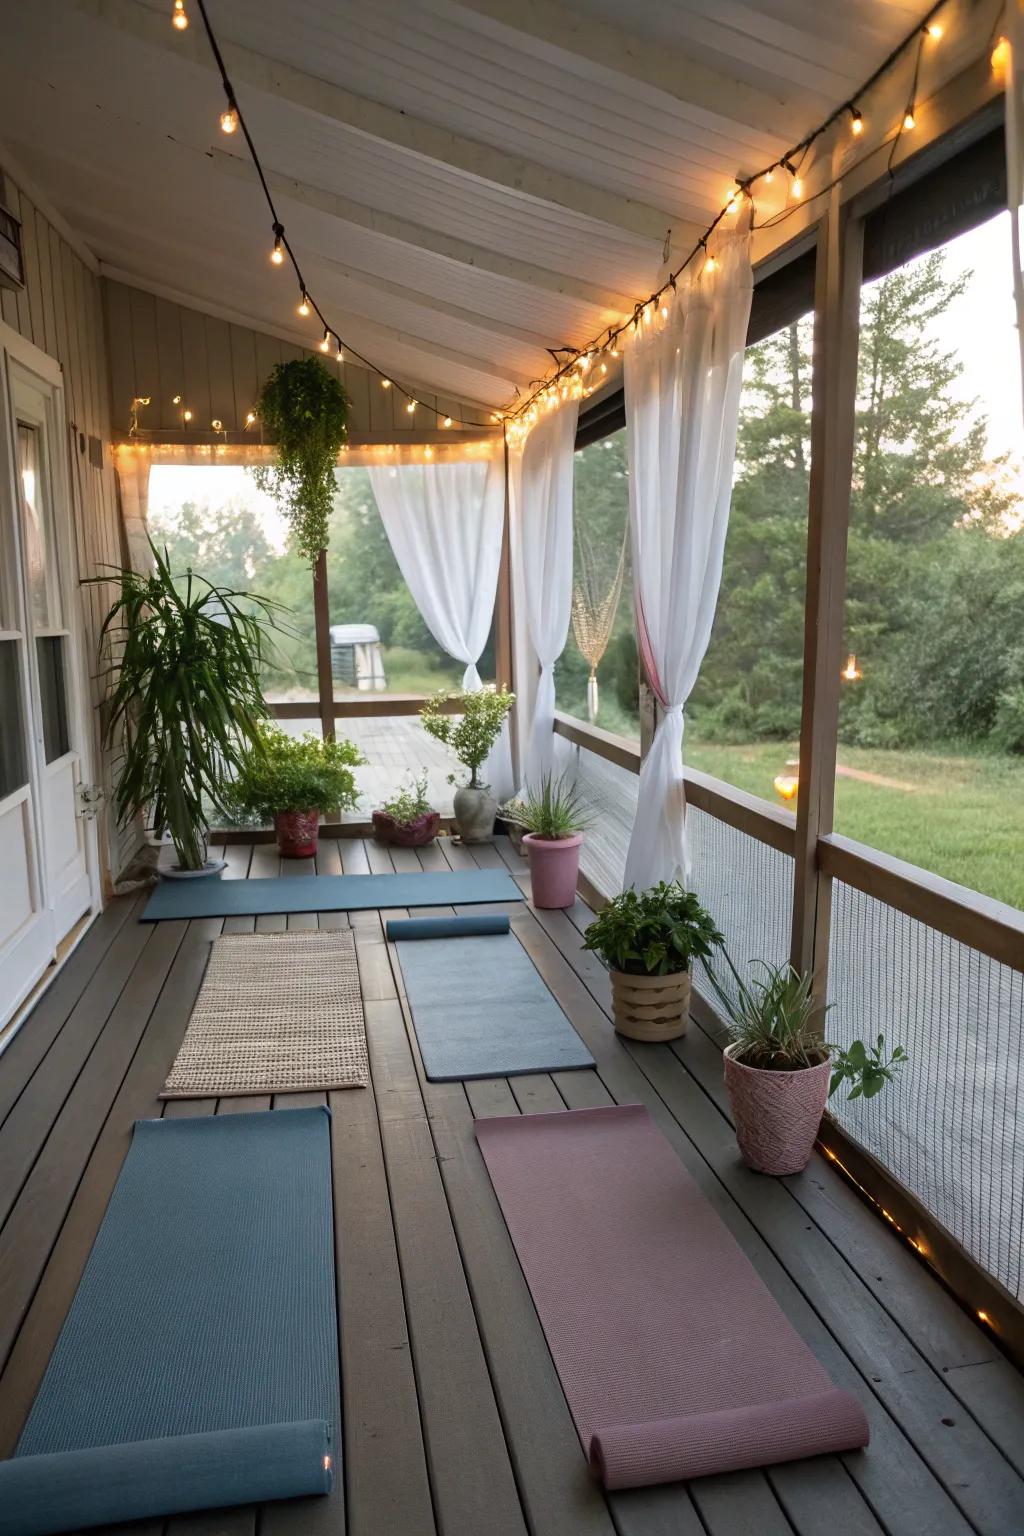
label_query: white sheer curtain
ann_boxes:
[513,398,579,788]
[622,216,753,890]
[367,450,504,692]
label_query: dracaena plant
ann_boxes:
[703,955,908,1099]
[92,539,278,871]
[581,882,724,977]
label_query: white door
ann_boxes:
[0,327,99,1026]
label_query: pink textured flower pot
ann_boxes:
[371,809,440,847]
[723,1043,831,1175]
[524,832,582,909]
[274,809,319,859]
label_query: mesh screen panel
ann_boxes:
[569,746,637,895]
[828,881,1024,1302]
[687,808,794,1014]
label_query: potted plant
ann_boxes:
[93,540,277,878]
[227,721,364,857]
[500,774,591,909]
[581,882,723,1042]
[372,771,440,847]
[420,686,514,844]
[705,958,907,1176]
[251,357,350,566]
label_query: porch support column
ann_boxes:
[313,551,335,742]
[790,191,864,1008]
[113,443,154,574]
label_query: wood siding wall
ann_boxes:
[0,169,136,883]
[103,279,486,442]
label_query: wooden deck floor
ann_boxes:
[0,837,1022,1536]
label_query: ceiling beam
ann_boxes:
[76,0,688,244]
[209,148,634,314]
[444,0,807,143]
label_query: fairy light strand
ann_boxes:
[177,0,959,437]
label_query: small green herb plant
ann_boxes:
[704,956,907,1100]
[500,773,592,840]
[420,686,514,789]
[227,721,364,822]
[92,539,278,870]
[582,882,723,977]
[251,357,350,565]
[379,771,433,825]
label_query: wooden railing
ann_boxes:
[269,694,463,720]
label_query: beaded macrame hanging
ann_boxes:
[570,523,627,722]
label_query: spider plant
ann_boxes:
[499,772,592,840]
[91,539,279,871]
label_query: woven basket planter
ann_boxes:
[609,968,691,1042]
[723,1044,831,1175]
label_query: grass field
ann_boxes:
[685,738,1024,910]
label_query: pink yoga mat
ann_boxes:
[475,1104,869,1490]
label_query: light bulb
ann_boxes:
[220,105,239,134]
[245,411,256,426]
[406,398,417,413]
[336,342,344,361]
[926,22,942,40]
[319,329,331,353]
[704,253,718,274]
[183,408,192,422]
[297,293,310,317]
[441,416,452,428]
[270,228,285,265]
[992,36,1010,71]
[171,394,181,405]
[850,108,864,136]
[790,175,803,199]
[172,0,188,28]
[380,377,391,389]
[903,109,916,130]
[211,418,223,431]
[764,167,774,184]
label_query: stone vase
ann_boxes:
[453,783,497,844]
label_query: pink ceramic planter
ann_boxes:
[274,809,320,859]
[723,1044,831,1175]
[524,832,583,909]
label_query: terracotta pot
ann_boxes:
[609,967,690,1042]
[371,808,441,847]
[524,832,582,909]
[453,783,497,844]
[274,808,319,859]
[723,1043,831,1175]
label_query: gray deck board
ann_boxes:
[0,838,1019,1536]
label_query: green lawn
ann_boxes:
[685,739,1024,911]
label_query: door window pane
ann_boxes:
[36,636,70,762]
[18,423,59,632]
[0,640,29,798]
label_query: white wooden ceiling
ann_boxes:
[0,0,939,411]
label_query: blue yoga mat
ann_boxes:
[142,867,523,922]
[385,913,510,941]
[0,1109,338,1536]
[397,932,595,1081]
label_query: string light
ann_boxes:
[297,292,310,317]
[171,394,181,405]
[183,408,193,422]
[380,377,392,390]
[171,0,188,29]
[406,398,417,414]
[991,35,1010,71]
[336,341,344,361]
[211,418,223,431]
[220,102,239,134]
[764,166,774,184]
[850,107,864,136]
[441,415,453,427]
[319,328,331,353]
[925,21,943,40]
[903,107,916,130]
[245,410,257,426]
[270,225,285,265]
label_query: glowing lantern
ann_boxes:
[773,759,799,803]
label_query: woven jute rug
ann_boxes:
[161,930,368,1097]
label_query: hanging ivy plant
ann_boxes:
[251,356,350,565]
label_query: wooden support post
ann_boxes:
[790,194,863,999]
[313,549,335,742]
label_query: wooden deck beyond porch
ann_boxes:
[0,837,1021,1536]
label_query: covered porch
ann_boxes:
[0,0,1023,1530]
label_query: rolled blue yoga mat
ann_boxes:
[0,1108,339,1536]
[385,913,510,941]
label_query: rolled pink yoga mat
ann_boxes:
[475,1104,869,1490]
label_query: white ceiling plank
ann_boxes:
[75,0,690,245]
[440,0,810,141]
[209,148,635,313]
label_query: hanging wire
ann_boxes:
[181,0,952,432]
